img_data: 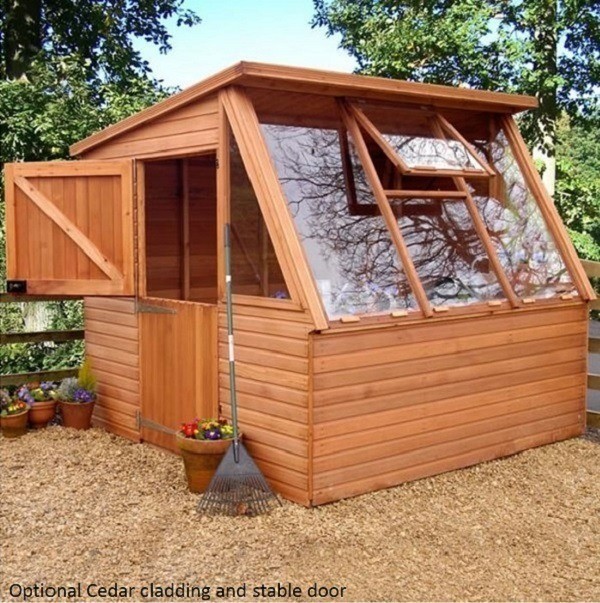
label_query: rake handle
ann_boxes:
[224,224,240,462]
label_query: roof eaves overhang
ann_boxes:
[70,61,538,157]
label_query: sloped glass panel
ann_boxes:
[260,123,417,318]
[399,200,505,306]
[362,105,484,172]
[230,140,290,299]
[468,130,574,298]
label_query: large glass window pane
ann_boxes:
[399,200,505,306]
[230,140,290,299]
[361,105,484,172]
[261,123,417,318]
[468,129,574,298]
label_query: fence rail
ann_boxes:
[584,260,600,428]
[0,294,83,388]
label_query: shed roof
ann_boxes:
[70,61,538,157]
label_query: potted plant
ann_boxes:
[57,360,97,430]
[1,388,30,438]
[17,382,57,428]
[176,418,236,493]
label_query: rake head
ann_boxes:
[198,441,281,516]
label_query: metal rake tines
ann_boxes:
[198,474,281,516]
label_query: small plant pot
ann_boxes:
[176,433,237,493]
[1,409,29,438]
[28,400,57,429]
[60,400,95,430]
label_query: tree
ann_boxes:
[1,0,200,81]
[312,0,600,259]
[312,0,599,152]
[0,1,201,374]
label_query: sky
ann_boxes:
[134,0,357,89]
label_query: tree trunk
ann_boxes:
[3,0,42,78]
[532,0,558,196]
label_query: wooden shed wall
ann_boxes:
[84,297,140,441]
[218,302,313,506]
[310,304,587,505]
[81,95,219,160]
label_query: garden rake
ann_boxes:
[198,224,281,517]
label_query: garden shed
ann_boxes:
[4,62,594,506]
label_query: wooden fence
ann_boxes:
[582,260,600,428]
[0,294,83,387]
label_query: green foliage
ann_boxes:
[312,0,600,149]
[0,1,201,376]
[555,117,600,261]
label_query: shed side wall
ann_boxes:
[310,304,587,505]
[218,302,313,506]
[84,296,140,441]
[80,95,219,160]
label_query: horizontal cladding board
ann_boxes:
[315,373,585,440]
[312,420,581,505]
[220,405,308,457]
[313,305,586,356]
[219,387,308,423]
[84,308,138,328]
[91,369,140,394]
[84,297,137,315]
[94,394,139,418]
[85,330,139,354]
[218,328,308,357]
[224,304,313,323]
[93,403,138,430]
[217,313,312,339]
[86,357,140,381]
[313,404,581,489]
[97,382,139,405]
[245,440,309,475]
[314,331,585,390]
[85,133,218,160]
[121,112,218,144]
[314,346,585,406]
[218,374,307,407]
[219,359,308,391]
[314,320,585,374]
[313,360,584,422]
[92,416,139,442]
[217,342,308,374]
[314,389,583,469]
[85,321,139,342]
[86,341,139,367]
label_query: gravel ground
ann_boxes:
[1,428,599,603]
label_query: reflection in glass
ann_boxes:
[383,134,483,171]
[261,124,417,318]
[469,130,574,298]
[230,140,290,299]
[399,200,505,306]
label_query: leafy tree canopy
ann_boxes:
[312,0,600,149]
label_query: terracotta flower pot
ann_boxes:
[29,400,57,429]
[60,400,95,430]
[176,432,237,493]
[1,409,29,438]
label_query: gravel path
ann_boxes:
[1,428,599,602]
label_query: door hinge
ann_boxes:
[136,410,178,436]
[135,301,177,315]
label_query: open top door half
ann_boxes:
[5,160,135,295]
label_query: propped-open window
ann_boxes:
[227,87,590,325]
[261,122,417,318]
